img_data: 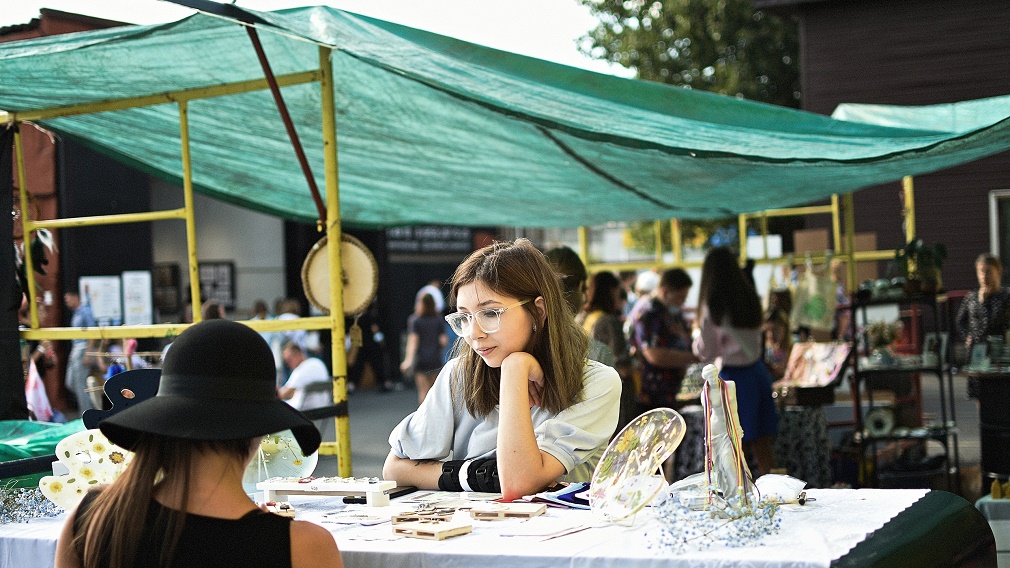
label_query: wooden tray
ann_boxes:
[469,502,546,520]
[391,511,455,524]
[392,520,473,540]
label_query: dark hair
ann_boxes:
[77,435,254,568]
[201,300,224,320]
[659,268,692,291]
[698,247,762,329]
[544,246,587,315]
[977,253,1002,272]
[417,293,436,317]
[449,239,588,416]
[586,271,622,314]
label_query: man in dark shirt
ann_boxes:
[630,268,697,412]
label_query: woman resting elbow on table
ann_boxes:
[54,320,342,568]
[382,238,622,502]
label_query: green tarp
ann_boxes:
[2,5,1010,227]
[0,420,84,487]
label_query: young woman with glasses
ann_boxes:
[383,239,621,501]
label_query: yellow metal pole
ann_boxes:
[760,213,769,260]
[843,193,857,294]
[32,208,188,229]
[750,204,834,218]
[178,101,203,323]
[13,126,39,329]
[902,176,916,243]
[831,194,842,253]
[738,214,747,263]
[577,226,589,266]
[670,219,682,265]
[653,220,662,264]
[319,46,352,476]
[8,71,320,123]
[20,316,331,341]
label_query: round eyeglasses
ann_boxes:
[444,299,531,336]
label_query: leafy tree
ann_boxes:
[578,0,800,108]
[625,218,736,257]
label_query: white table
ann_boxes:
[0,489,981,568]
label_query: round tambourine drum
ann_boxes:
[301,233,379,316]
[589,408,686,522]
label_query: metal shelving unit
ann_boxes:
[849,291,961,491]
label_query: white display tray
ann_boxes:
[256,476,397,507]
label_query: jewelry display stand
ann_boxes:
[256,476,397,506]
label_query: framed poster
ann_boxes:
[79,276,122,326]
[122,270,153,326]
[198,261,235,309]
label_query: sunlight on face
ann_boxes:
[454,281,534,368]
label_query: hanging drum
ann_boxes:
[301,233,378,316]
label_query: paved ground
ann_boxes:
[313,386,418,479]
[316,370,983,498]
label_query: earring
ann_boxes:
[533,323,537,333]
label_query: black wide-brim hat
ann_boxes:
[100,319,321,456]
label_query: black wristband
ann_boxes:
[438,460,465,492]
[467,458,501,493]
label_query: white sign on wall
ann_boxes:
[79,276,122,326]
[122,270,153,326]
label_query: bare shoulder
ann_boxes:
[290,520,343,568]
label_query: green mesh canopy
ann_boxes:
[2,5,1010,227]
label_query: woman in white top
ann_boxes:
[383,239,621,501]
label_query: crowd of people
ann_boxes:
[18,238,1010,567]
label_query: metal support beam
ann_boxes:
[319,46,352,475]
[738,214,747,262]
[178,101,203,323]
[653,220,662,264]
[7,71,320,123]
[19,316,332,341]
[31,208,188,230]
[13,126,39,329]
[903,176,916,243]
[831,194,842,253]
[578,226,589,266]
[843,193,858,294]
[670,219,682,265]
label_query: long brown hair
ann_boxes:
[698,246,762,329]
[448,238,588,416]
[416,293,437,317]
[75,435,253,568]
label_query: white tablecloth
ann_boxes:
[0,488,928,568]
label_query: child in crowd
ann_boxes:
[763,308,793,380]
[56,320,342,568]
[383,239,621,501]
[693,246,779,476]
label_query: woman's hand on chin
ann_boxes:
[501,352,545,407]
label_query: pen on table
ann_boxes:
[343,496,367,504]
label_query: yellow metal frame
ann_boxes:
[582,189,916,297]
[10,54,352,474]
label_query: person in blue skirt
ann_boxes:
[693,246,779,475]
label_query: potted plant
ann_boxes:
[895,238,946,294]
[865,320,903,365]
